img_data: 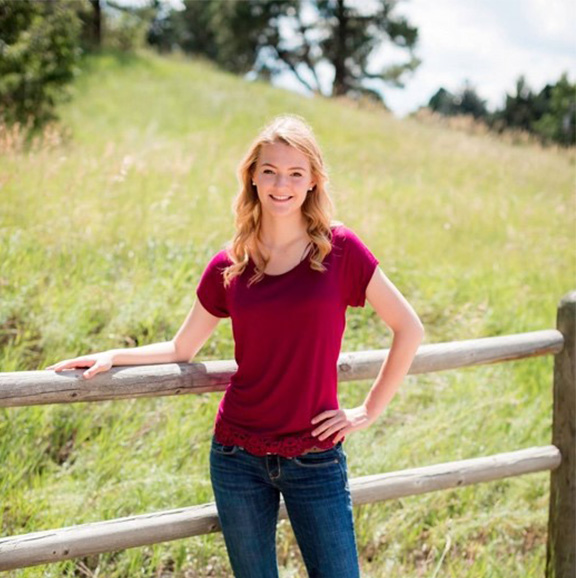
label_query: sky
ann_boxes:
[270,0,576,118]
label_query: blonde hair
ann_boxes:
[222,114,340,287]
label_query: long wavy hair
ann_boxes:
[222,114,340,288]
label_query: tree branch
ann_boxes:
[271,44,318,94]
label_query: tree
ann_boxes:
[457,81,488,119]
[147,0,181,53]
[486,73,575,146]
[488,75,540,133]
[78,0,164,52]
[152,0,296,73]
[427,81,487,119]
[80,0,103,48]
[0,0,82,129]
[311,0,419,99]
[104,0,161,51]
[426,73,574,147]
[428,88,457,116]
[152,0,420,105]
[532,73,575,146]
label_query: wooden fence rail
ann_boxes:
[0,329,564,408]
[0,446,561,571]
[0,291,574,577]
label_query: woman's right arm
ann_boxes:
[45,299,222,379]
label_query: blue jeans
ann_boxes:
[209,435,361,578]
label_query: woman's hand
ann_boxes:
[45,352,114,380]
[310,405,378,444]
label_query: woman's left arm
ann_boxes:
[311,267,425,443]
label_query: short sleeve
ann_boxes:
[340,226,379,308]
[196,250,231,318]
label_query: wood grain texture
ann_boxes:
[0,445,561,571]
[546,291,576,578]
[0,330,563,408]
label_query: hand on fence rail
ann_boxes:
[45,352,114,380]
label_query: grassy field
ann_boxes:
[0,49,574,577]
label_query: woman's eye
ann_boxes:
[261,170,302,177]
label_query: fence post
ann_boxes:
[546,291,576,578]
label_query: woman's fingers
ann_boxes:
[82,365,99,379]
[317,422,346,440]
[311,409,339,425]
[46,354,112,380]
[46,358,95,372]
[311,415,345,438]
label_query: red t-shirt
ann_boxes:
[196,223,379,457]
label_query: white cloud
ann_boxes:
[380,0,576,116]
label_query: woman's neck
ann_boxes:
[258,215,309,250]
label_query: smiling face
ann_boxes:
[252,142,316,217]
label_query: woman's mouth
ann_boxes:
[270,195,293,203]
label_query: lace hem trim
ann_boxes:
[214,419,343,458]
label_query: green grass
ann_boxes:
[0,48,574,577]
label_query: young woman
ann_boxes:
[47,114,424,577]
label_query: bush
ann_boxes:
[0,0,82,130]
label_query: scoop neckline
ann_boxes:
[248,224,342,278]
[251,246,312,278]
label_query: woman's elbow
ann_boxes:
[396,318,425,341]
[415,319,425,338]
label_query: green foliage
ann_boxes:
[104,10,149,51]
[146,0,182,53]
[458,82,489,118]
[148,0,420,104]
[428,87,457,115]
[531,73,576,146]
[491,73,576,146]
[428,73,575,147]
[490,75,545,133]
[315,0,420,98]
[104,0,157,52]
[151,0,296,74]
[0,0,82,129]
[428,81,488,119]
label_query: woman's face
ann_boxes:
[252,142,315,217]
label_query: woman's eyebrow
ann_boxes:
[260,162,307,171]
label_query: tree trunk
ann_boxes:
[89,0,102,47]
[332,0,348,97]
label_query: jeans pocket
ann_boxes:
[211,437,241,455]
[293,447,341,468]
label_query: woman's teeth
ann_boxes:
[270,195,292,202]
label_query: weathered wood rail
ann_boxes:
[0,329,563,407]
[0,291,574,577]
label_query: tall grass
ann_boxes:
[0,49,574,577]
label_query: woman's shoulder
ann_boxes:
[329,221,375,258]
[329,220,357,242]
[329,220,345,234]
[203,245,234,269]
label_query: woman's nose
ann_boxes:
[275,175,290,188]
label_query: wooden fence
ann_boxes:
[0,291,574,576]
